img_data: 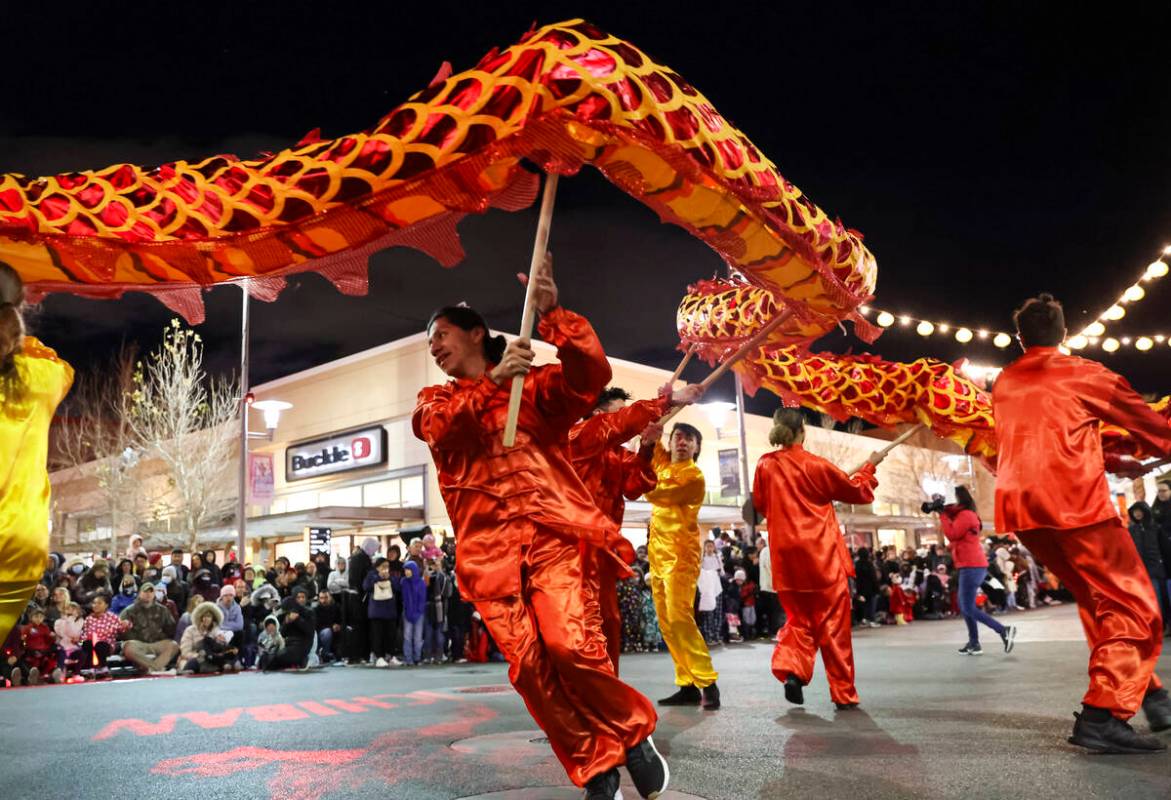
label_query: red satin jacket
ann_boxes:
[752,445,877,591]
[413,307,618,602]
[993,347,1171,533]
[568,397,666,528]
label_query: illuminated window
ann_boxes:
[363,479,402,507]
[319,486,362,507]
[401,475,425,508]
[284,491,318,512]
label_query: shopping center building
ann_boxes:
[52,326,1121,567]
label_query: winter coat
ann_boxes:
[179,602,224,662]
[400,563,427,624]
[279,598,314,649]
[363,570,400,620]
[348,549,374,592]
[217,599,245,635]
[110,586,137,616]
[202,552,223,588]
[697,557,721,613]
[258,614,285,654]
[74,567,112,609]
[250,584,281,613]
[1128,501,1167,579]
[119,599,176,643]
[941,507,986,569]
[1152,497,1171,568]
[326,569,348,594]
[20,623,55,652]
[54,616,84,651]
[426,570,452,626]
[313,600,341,632]
[190,569,219,602]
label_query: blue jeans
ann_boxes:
[317,627,334,662]
[958,567,1005,645]
[402,618,424,665]
[423,618,446,661]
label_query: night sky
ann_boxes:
[5,2,1170,413]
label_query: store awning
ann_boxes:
[243,505,426,538]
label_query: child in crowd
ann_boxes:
[80,592,127,675]
[21,606,61,684]
[888,574,910,625]
[400,561,427,666]
[257,615,284,669]
[110,574,137,615]
[54,602,85,678]
[2,624,27,687]
[698,540,723,645]
[641,572,663,652]
[724,570,744,643]
[738,569,758,636]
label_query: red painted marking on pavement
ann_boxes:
[93,714,180,740]
[297,701,340,716]
[249,703,311,722]
[182,708,245,729]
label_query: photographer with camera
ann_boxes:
[933,487,1016,656]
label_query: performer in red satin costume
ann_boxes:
[413,254,669,798]
[569,386,682,675]
[751,408,884,709]
[994,293,1171,753]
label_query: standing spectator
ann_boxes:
[110,574,138,616]
[400,561,427,666]
[314,590,342,664]
[119,583,179,675]
[385,546,405,577]
[738,569,758,637]
[853,547,881,628]
[349,538,378,592]
[618,568,645,654]
[168,549,189,582]
[635,545,650,578]
[995,546,1020,611]
[406,538,426,573]
[81,593,126,674]
[363,558,401,668]
[202,550,223,587]
[20,606,61,684]
[448,575,473,664]
[1152,480,1171,635]
[216,585,244,659]
[1128,502,1168,632]
[757,537,781,638]
[697,541,723,645]
[640,573,663,653]
[54,602,84,677]
[424,558,452,663]
[327,558,348,594]
[190,568,219,602]
[940,486,1013,655]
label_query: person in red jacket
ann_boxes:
[19,605,61,684]
[751,408,885,709]
[994,293,1171,754]
[939,486,1016,655]
[569,383,701,675]
[412,254,669,800]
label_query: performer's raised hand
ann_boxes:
[640,420,665,449]
[670,383,704,407]
[866,450,887,467]
[517,251,558,314]
[490,337,535,383]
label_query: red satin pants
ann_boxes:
[772,582,859,705]
[581,544,623,675]
[475,526,656,787]
[1018,518,1164,719]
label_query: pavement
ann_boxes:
[0,603,1169,800]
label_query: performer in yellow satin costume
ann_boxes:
[0,264,73,644]
[642,421,720,709]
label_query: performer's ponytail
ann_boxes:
[0,262,26,403]
[769,407,805,446]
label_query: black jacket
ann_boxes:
[1152,497,1171,569]
[348,549,373,593]
[1128,502,1166,580]
[280,599,315,649]
[314,601,341,632]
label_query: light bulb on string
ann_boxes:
[938,323,950,333]
[916,321,934,336]
[1104,305,1126,321]
[1084,321,1106,337]
[1156,335,1166,343]
[955,328,973,343]
[877,311,895,327]
[1123,285,1145,303]
[1136,337,1154,351]
[1066,334,1088,349]
[977,330,989,340]
[1102,338,1120,352]
[993,333,1012,348]
[1121,337,1132,345]
[859,305,870,315]
[899,315,912,327]
[1146,260,1169,279]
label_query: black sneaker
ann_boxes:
[958,644,983,656]
[702,682,721,710]
[835,702,860,711]
[584,767,623,800]
[657,684,701,706]
[783,675,804,705]
[625,735,669,799]
[1069,709,1167,754]
[1001,625,1017,653]
[1143,688,1171,733]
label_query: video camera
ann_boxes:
[921,494,946,514]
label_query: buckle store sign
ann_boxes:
[286,426,388,481]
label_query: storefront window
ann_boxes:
[401,474,424,508]
[319,485,362,507]
[877,528,908,551]
[274,539,308,565]
[363,479,401,507]
[284,491,318,513]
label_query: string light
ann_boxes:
[1136,337,1154,351]
[877,311,895,327]
[955,328,973,343]
[1103,338,1120,352]
[1146,261,1169,279]
[938,323,950,333]
[916,321,934,336]
[899,315,912,327]
[1121,337,1132,345]
[1105,304,1126,321]
[1084,321,1106,337]
[1122,285,1146,303]
[1067,334,1088,349]
[993,333,1012,348]
[977,329,989,340]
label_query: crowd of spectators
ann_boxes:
[5,479,1169,687]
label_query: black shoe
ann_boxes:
[1001,625,1017,653]
[1069,709,1167,754]
[702,682,721,710]
[958,643,983,656]
[657,685,701,706]
[1143,688,1171,733]
[625,735,669,799]
[584,767,623,800]
[784,675,805,705]
[835,702,860,711]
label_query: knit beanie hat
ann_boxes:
[219,584,236,599]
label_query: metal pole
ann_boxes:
[734,372,754,537]
[237,281,250,566]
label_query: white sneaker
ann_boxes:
[375,657,389,668]
[388,656,403,667]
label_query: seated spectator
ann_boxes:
[174,595,201,643]
[81,592,126,675]
[216,585,244,661]
[110,574,138,616]
[314,589,342,664]
[190,568,219,602]
[257,615,284,668]
[20,605,61,684]
[48,586,73,626]
[112,558,137,591]
[244,566,264,590]
[74,558,112,611]
[30,585,54,624]
[3,623,27,687]
[155,583,180,622]
[168,548,190,583]
[54,602,85,677]
[263,589,315,671]
[159,565,188,614]
[179,602,238,674]
[119,583,179,675]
